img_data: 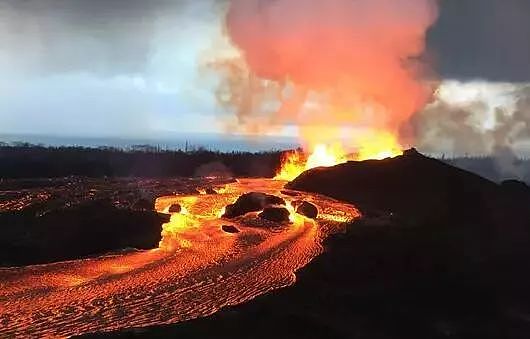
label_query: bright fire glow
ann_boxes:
[275,131,402,181]
[356,131,403,161]
[275,144,347,181]
[159,213,199,251]
[306,144,348,169]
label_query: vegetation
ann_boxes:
[0,144,284,178]
[2,143,530,182]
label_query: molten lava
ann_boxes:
[275,131,403,181]
[0,179,360,338]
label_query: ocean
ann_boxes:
[0,133,299,153]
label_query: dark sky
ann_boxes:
[428,0,530,82]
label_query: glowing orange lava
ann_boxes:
[275,131,403,181]
[0,178,361,338]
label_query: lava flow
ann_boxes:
[0,178,359,338]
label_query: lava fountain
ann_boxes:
[275,131,403,181]
[213,0,438,178]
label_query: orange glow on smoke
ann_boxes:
[306,144,348,169]
[216,0,438,151]
[211,0,437,184]
[356,131,403,161]
[275,131,402,181]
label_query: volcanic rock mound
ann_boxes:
[221,225,240,233]
[168,204,182,213]
[258,206,291,223]
[205,187,217,195]
[295,201,318,219]
[222,192,286,219]
[280,190,301,197]
[287,148,530,257]
[0,200,168,267]
[287,148,504,224]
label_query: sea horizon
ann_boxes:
[0,132,300,153]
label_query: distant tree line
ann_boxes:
[0,143,284,178]
[2,143,530,182]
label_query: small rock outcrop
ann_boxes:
[296,201,318,219]
[168,204,182,213]
[223,192,286,219]
[281,190,301,197]
[258,206,291,223]
[205,187,217,195]
[222,225,240,233]
[403,147,420,157]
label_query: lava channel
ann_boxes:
[0,178,359,338]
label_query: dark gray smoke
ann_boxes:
[0,0,224,77]
[428,0,530,82]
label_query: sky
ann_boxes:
[0,0,529,152]
[0,0,232,138]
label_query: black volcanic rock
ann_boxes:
[258,206,291,223]
[280,190,301,197]
[221,225,240,233]
[287,149,530,260]
[205,187,217,195]
[288,149,502,224]
[501,179,530,198]
[132,198,154,211]
[222,192,286,219]
[0,201,169,267]
[168,204,182,213]
[295,201,318,219]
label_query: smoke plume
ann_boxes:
[411,83,530,179]
[215,0,439,149]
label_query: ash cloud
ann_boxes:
[413,84,530,155]
[217,0,439,145]
[411,0,530,177]
[411,83,530,178]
